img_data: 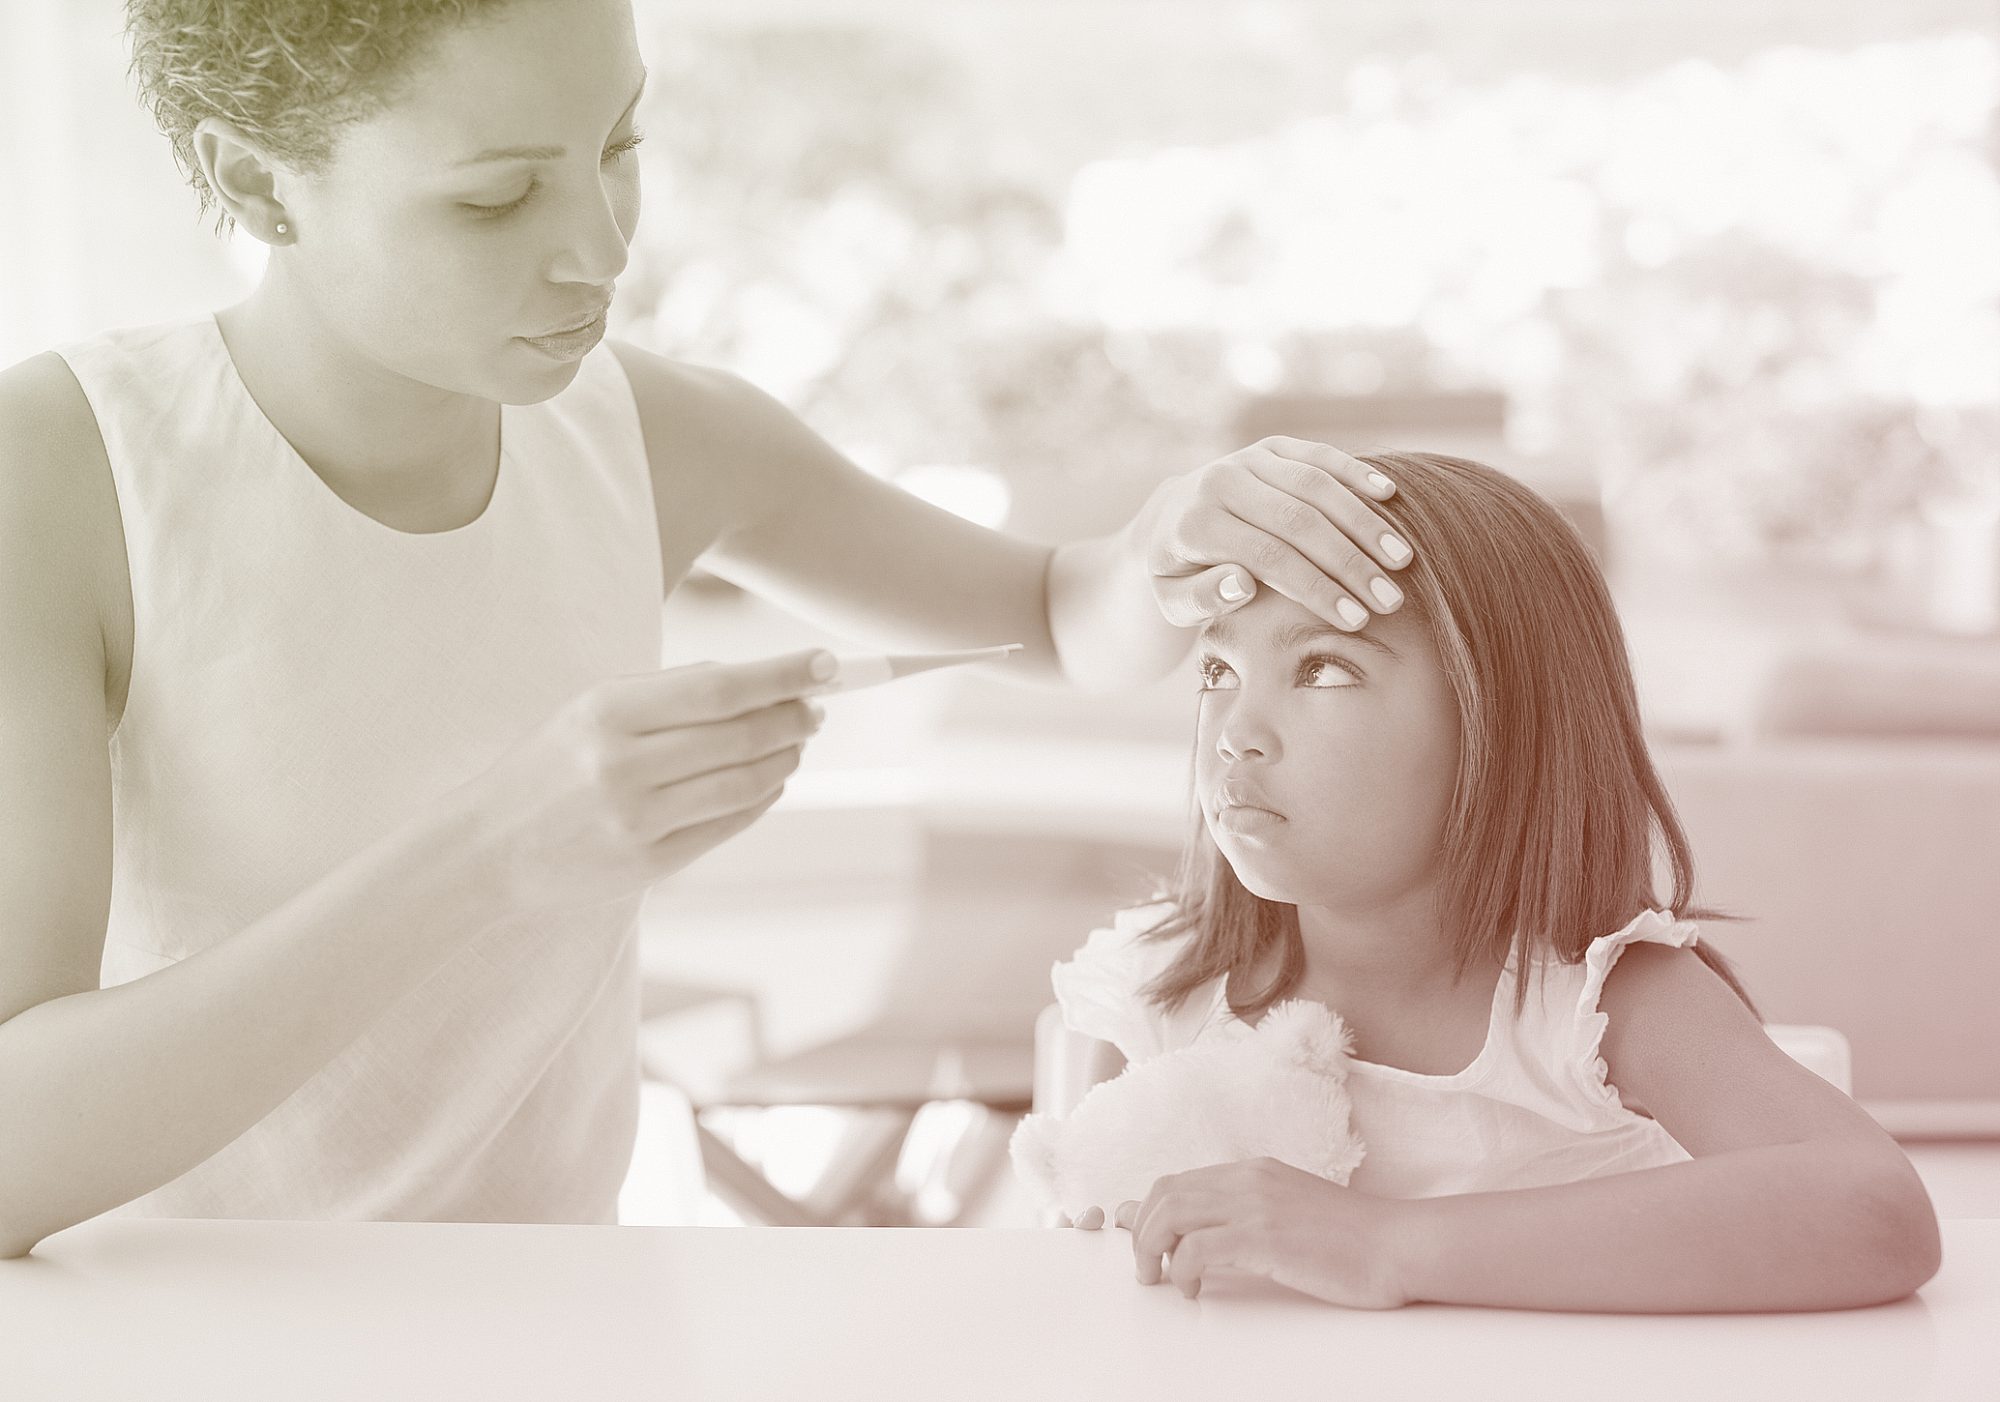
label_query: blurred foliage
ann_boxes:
[621,16,2000,561]
[1547,235,2000,567]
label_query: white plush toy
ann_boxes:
[1008,998,1368,1222]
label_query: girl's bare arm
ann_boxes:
[1393,944,1940,1310]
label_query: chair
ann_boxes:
[641,824,1171,1227]
[1031,1003,1854,1118]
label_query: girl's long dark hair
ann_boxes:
[1141,450,1762,1025]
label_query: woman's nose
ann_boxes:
[549,183,631,287]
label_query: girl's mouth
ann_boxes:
[1213,804,1287,837]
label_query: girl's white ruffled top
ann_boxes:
[1049,904,1698,1199]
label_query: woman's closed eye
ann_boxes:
[462,129,646,219]
[1196,653,1361,691]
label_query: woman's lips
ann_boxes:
[518,311,607,360]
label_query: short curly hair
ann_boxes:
[124,0,510,233]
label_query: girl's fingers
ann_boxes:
[1075,1206,1105,1231]
[1166,1226,1239,1300]
[1114,1200,1140,1231]
[1132,1189,1225,1285]
[1150,563,1257,628]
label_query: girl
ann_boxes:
[1051,451,1942,1312]
[0,0,1415,1254]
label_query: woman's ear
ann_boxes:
[191,116,293,241]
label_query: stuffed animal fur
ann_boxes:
[1009,998,1368,1221]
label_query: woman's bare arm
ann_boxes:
[614,346,1411,695]
[612,346,1191,693]
[0,361,836,1257]
[0,356,523,1257]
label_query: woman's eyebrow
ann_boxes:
[1197,618,1399,658]
[451,70,649,167]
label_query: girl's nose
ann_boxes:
[1214,710,1277,764]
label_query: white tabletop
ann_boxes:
[6,1217,1994,1402]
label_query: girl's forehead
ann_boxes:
[1232,591,1326,632]
[1209,590,1427,655]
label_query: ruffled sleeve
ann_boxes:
[1048,899,1189,1063]
[1564,908,1702,1127]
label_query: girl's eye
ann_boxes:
[1196,657,1238,691]
[464,130,646,219]
[1299,654,1361,688]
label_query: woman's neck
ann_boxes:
[216,284,501,529]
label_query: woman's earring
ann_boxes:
[274,221,289,236]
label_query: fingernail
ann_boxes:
[1335,597,1368,629]
[809,651,838,682]
[1380,532,1410,564]
[1218,573,1249,602]
[805,701,827,729]
[1367,471,1395,496]
[1370,577,1403,608]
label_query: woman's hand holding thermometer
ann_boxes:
[444,644,1022,919]
[806,642,1024,695]
[446,650,832,916]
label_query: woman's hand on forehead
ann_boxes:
[1130,437,1415,634]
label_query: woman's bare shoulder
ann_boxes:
[608,341,818,507]
[0,350,126,683]
[607,340,790,441]
[0,350,121,1026]
[605,340,833,576]
[0,350,110,464]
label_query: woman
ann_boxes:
[0,0,1414,1255]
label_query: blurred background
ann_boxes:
[5,0,1997,1229]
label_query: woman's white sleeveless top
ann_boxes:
[55,315,666,1223]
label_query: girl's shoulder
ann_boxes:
[1565,907,1702,1015]
[1050,899,1212,1063]
[1507,907,1701,1129]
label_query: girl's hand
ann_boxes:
[445,650,831,916]
[1113,1158,1417,1308]
[1132,438,1413,631]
